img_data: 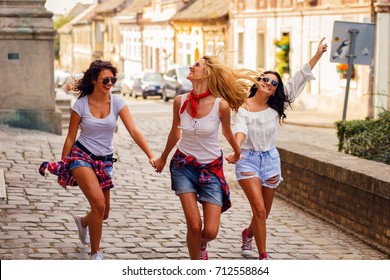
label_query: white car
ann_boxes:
[120,74,135,97]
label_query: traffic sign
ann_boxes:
[330,21,375,65]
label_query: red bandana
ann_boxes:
[179,90,211,118]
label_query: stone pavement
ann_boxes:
[0,100,386,260]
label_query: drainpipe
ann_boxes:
[168,19,176,68]
[368,0,376,118]
[137,12,144,71]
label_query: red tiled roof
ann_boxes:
[172,0,228,21]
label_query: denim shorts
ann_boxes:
[68,159,114,179]
[235,146,283,188]
[170,158,223,207]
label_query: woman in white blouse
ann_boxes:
[228,38,328,260]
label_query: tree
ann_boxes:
[53,15,73,60]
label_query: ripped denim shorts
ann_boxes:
[235,146,283,188]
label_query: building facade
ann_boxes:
[171,0,229,67]
[58,0,389,118]
[230,0,376,118]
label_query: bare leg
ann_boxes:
[179,193,202,260]
[262,187,276,218]
[239,177,267,254]
[201,202,221,244]
[71,167,106,255]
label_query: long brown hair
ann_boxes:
[74,60,117,98]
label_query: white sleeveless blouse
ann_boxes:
[177,94,222,163]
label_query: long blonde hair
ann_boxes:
[202,55,259,111]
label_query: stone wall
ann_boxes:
[276,140,390,254]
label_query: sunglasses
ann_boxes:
[257,75,279,87]
[102,77,117,85]
[192,62,202,68]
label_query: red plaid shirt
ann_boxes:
[170,149,231,213]
[39,145,114,190]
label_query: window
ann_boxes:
[281,0,293,8]
[96,23,104,44]
[237,0,245,10]
[238,32,244,65]
[256,33,265,70]
[257,0,267,9]
[216,41,225,61]
[206,41,214,56]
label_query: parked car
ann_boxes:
[120,74,135,97]
[132,72,164,99]
[110,73,124,95]
[162,65,192,102]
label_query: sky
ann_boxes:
[45,0,94,15]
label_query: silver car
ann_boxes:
[162,65,192,102]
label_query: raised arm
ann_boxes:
[285,37,328,102]
[309,37,328,70]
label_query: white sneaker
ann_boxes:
[91,251,103,260]
[74,216,90,245]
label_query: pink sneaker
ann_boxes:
[259,252,269,260]
[200,243,208,260]
[241,228,253,256]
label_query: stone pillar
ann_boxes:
[373,0,390,116]
[0,0,62,134]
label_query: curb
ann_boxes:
[284,121,336,129]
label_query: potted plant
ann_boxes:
[274,35,290,78]
[336,63,355,79]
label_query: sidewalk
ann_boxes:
[285,109,339,128]
[0,103,386,260]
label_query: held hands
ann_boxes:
[225,151,241,164]
[153,157,166,173]
[149,157,156,168]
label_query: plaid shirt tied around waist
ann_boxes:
[170,149,231,213]
[39,145,114,190]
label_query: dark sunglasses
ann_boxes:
[102,77,117,85]
[257,76,278,87]
[192,62,202,68]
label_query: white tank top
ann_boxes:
[177,94,222,164]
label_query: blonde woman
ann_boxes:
[154,55,257,260]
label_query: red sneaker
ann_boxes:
[200,243,208,260]
[241,228,253,256]
[259,252,269,260]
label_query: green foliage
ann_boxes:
[53,15,72,31]
[274,35,290,76]
[335,110,390,164]
[53,15,73,60]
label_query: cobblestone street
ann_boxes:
[0,99,386,260]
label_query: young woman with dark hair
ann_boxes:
[40,60,155,260]
[227,38,328,260]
